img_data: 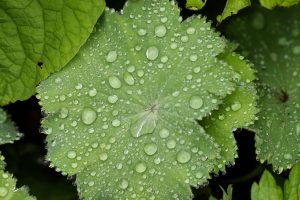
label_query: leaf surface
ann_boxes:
[225,5,300,171]
[0,0,105,105]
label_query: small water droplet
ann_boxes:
[189,96,203,109]
[166,139,176,149]
[109,76,122,89]
[108,95,118,104]
[138,28,147,36]
[187,27,196,34]
[177,150,191,164]
[99,152,108,161]
[144,143,158,155]
[119,179,129,189]
[189,54,198,62]
[67,150,77,159]
[88,88,97,97]
[59,107,69,119]
[135,162,147,173]
[112,119,121,127]
[106,51,118,63]
[284,153,292,160]
[146,46,159,61]
[231,101,242,111]
[155,25,167,37]
[81,108,97,125]
[159,128,170,138]
[123,72,135,85]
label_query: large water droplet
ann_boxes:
[146,46,159,61]
[231,101,242,111]
[81,108,97,125]
[138,28,147,36]
[159,128,170,138]
[166,139,176,149]
[144,143,158,155]
[88,88,97,97]
[109,76,122,89]
[189,96,203,109]
[177,150,191,163]
[119,179,129,189]
[123,72,135,85]
[67,150,77,159]
[130,110,157,138]
[106,51,118,63]
[155,25,167,37]
[135,162,147,173]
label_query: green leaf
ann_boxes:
[284,162,300,200]
[251,170,283,200]
[225,5,300,171]
[0,0,105,105]
[185,0,207,10]
[0,108,21,145]
[209,185,233,200]
[217,0,251,22]
[259,0,300,9]
[201,51,258,172]
[0,110,35,200]
[37,0,257,199]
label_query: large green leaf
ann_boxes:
[0,109,35,200]
[37,0,257,199]
[259,0,300,9]
[217,0,251,22]
[0,0,105,105]
[225,5,300,171]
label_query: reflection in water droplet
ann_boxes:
[81,108,97,125]
[59,107,69,119]
[177,150,191,163]
[231,101,242,111]
[189,96,203,109]
[146,46,159,61]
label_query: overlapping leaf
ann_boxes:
[0,0,105,105]
[0,109,35,200]
[37,0,257,199]
[225,5,300,171]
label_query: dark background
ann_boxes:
[1,0,285,199]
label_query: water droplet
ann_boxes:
[189,54,198,62]
[135,162,147,173]
[187,27,196,35]
[88,88,97,97]
[159,128,170,138]
[106,51,118,63]
[59,107,69,119]
[99,152,108,161]
[108,95,118,104]
[109,76,122,89]
[67,151,77,159]
[155,25,167,37]
[231,101,242,111]
[144,143,158,155]
[123,72,135,85]
[112,119,121,127]
[166,139,176,149]
[75,83,83,90]
[189,96,203,109]
[81,108,97,125]
[181,36,189,42]
[252,12,264,30]
[146,46,159,61]
[177,150,191,163]
[138,28,147,36]
[119,179,129,189]
[0,187,8,197]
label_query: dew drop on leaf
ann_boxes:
[146,46,159,60]
[67,150,77,159]
[155,25,167,37]
[189,96,203,109]
[159,128,170,138]
[135,162,147,173]
[81,108,97,125]
[144,143,158,155]
[119,179,129,190]
[177,150,192,164]
[108,76,122,89]
[106,51,118,63]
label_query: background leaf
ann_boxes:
[225,4,300,171]
[0,0,105,105]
